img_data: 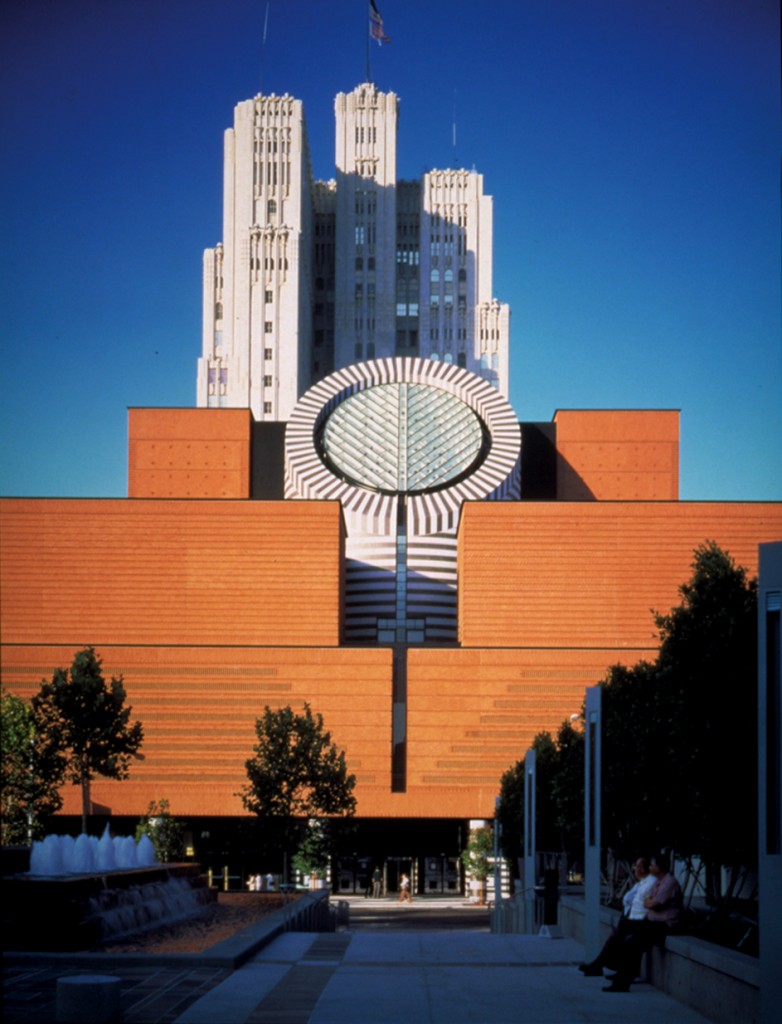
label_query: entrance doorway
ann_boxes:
[385,855,415,895]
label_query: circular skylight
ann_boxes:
[320,382,485,494]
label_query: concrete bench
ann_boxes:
[559,894,760,1024]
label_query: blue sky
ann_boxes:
[1,0,779,500]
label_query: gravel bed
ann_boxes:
[100,892,289,954]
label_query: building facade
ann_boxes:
[197,83,510,421]
[2,79,781,895]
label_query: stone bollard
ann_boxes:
[57,975,121,1023]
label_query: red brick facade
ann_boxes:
[1,407,779,822]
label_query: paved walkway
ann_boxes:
[173,928,714,1024]
[2,897,716,1024]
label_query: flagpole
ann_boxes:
[260,1,270,94]
[366,4,372,84]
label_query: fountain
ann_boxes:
[28,825,158,876]
[3,825,215,951]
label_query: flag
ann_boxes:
[369,1,390,46]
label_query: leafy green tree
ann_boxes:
[460,825,494,883]
[654,542,758,892]
[498,759,525,876]
[600,542,757,908]
[601,660,661,859]
[135,798,185,863]
[292,819,332,878]
[1,691,66,844]
[32,647,144,833]
[239,703,356,882]
[497,721,584,883]
[547,719,585,862]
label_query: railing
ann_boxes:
[206,866,243,891]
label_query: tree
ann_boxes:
[292,819,332,879]
[654,542,758,892]
[239,703,356,881]
[460,825,494,898]
[1,691,66,844]
[601,660,662,860]
[32,647,144,833]
[600,542,758,909]
[497,721,584,884]
[135,798,185,863]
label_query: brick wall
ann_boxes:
[0,499,343,647]
[128,408,252,498]
[458,501,782,648]
[554,409,679,500]
[2,644,391,817]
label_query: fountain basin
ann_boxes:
[2,863,214,951]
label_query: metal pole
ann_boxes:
[758,543,782,1024]
[493,795,501,907]
[523,747,536,932]
[584,686,602,960]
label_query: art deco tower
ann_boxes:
[197,94,313,421]
[197,82,510,416]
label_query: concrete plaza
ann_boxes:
[2,897,715,1024]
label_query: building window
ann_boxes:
[263,402,272,414]
[355,343,363,359]
[264,348,273,359]
[267,199,276,218]
[265,290,273,303]
[215,302,223,319]
[263,375,272,387]
[264,322,273,333]
[457,352,467,368]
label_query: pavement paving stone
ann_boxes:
[2,898,719,1024]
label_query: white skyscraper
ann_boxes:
[197,94,313,421]
[197,82,510,414]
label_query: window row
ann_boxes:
[250,258,290,270]
[354,126,378,144]
[396,246,420,265]
[396,302,420,317]
[354,342,377,359]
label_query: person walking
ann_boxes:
[399,872,412,903]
